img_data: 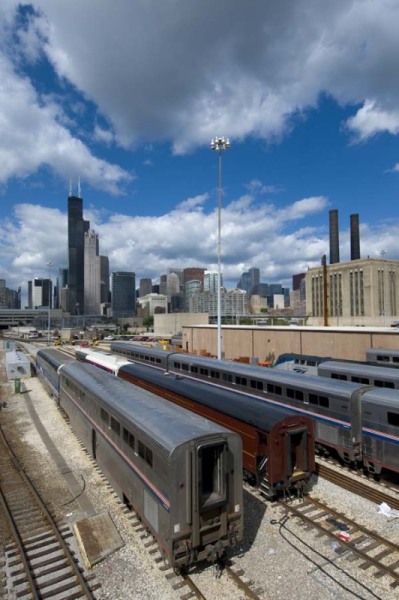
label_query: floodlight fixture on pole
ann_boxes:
[47,262,52,345]
[210,136,230,360]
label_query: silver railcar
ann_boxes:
[59,361,243,568]
[366,347,399,367]
[318,360,399,389]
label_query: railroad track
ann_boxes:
[167,560,265,600]
[126,509,266,600]
[0,424,99,600]
[277,495,399,590]
[316,459,399,510]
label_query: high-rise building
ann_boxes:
[183,268,205,289]
[68,195,89,315]
[28,278,52,309]
[237,267,260,296]
[292,273,305,292]
[84,230,101,315]
[55,268,68,309]
[112,272,136,318]
[100,256,110,305]
[159,274,167,295]
[139,278,153,297]
[204,271,223,294]
[0,280,21,309]
[166,272,180,297]
[185,279,202,311]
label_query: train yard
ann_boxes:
[1,343,399,599]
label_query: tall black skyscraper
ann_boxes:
[68,195,89,315]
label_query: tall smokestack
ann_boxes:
[350,213,360,260]
[329,209,340,264]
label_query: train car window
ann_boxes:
[110,417,120,435]
[138,440,145,459]
[351,376,369,384]
[200,368,209,376]
[123,428,135,449]
[101,408,109,424]
[210,370,220,379]
[377,355,390,362]
[374,379,390,388]
[182,364,189,371]
[309,394,329,408]
[308,360,317,367]
[191,366,198,374]
[146,447,153,467]
[250,379,263,391]
[138,441,153,467]
[388,412,399,427]
[235,376,247,386]
[319,396,329,408]
[287,388,304,401]
[393,357,399,363]
[173,361,181,370]
[331,373,347,381]
[267,383,282,395]
[223,373,233,383]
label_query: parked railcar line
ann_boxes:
[0,424,98,600]
[276,495,399,589]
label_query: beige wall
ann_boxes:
[182,325,399,362]
[154,313,209,337]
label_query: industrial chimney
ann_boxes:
[329,209,340,264]
[350,214,360,260]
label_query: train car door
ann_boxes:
[191,441,228,549]
[285,429,308,476]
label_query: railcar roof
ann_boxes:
[119,362,313,431]
[319,360,399,380]
[60,362,230,453]
[367,347,399,357]
[37,348,75,367]
[169,353,363,399]
[362,386,399,408]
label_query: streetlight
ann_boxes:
[210,136,230,359]
[47,262,52,345]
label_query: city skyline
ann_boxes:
[2,3,399,308]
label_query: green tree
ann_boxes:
[143,316,154,330]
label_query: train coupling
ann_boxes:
[205,540,225,564]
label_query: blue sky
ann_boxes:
[1,1,399,306]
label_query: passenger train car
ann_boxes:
[366,347,399,367]
[317,360,399,389]
[109,342,399,477]
[36,350,243,568]
[77,347,315,499]
[36,348,75,397]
